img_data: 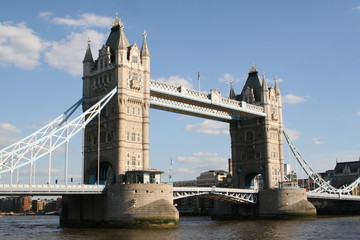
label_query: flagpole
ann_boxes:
[198,71,200,91]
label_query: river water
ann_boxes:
[0,215,359,240]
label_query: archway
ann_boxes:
[96,161,115,184]
[245,173,263,190]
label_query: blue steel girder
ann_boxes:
[150,80,266,122]
[173,187,258,204]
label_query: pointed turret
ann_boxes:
[83,39,94,77]
[274,76,281,96]
[118,24,130,50]
[261,72,268,92]
[261,72,268,104]
[229,84,236,100]
[140,30,150,58]
[83,39,94,63]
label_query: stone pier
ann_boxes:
[60,183,179,228]
[212,188,316,219]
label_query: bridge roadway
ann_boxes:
[1,185,360,202]
[149,80,266,122]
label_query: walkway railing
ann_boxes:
[150,80,266,121]
[0,184,106,195]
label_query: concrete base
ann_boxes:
[258,188,316,218]
[60,183,179,228]
[212,188,316,220]
[310,199,360,215]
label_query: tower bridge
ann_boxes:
[1,14,360,227]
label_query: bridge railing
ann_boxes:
[0,184,106,195]
[150,80,266,118]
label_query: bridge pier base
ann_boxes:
[211,188,316,219]
[60,183,179,228]
[258,188,316,218]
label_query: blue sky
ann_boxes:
[1,1,360,183]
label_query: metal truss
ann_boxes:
[150,80,266,122]
[173,187,258,204]
[283,130,360,195]
[0,87,117,175]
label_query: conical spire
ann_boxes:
[83,38,94,63]
[249,62,258,73]
[274,76,281,95]
[229,85,236,100]
[118,23,130,49]
[262,72,268,92]
[140,30,150,57]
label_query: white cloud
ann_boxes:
[0,22,46,69]
[282,94,305,104]
[357,111,360,117]
[174,152,228,180]
[20,168,63,177]
[312,137,325,145]
[351,6,360,10]
[267,77,284,84]
[285,128,301,141]
[154,76,193,89]
[218,73,242,84]
[177,153,225,164]
[38,12,54,20]
[192,152,219,157]
[0,123,22,148]
[45,30,106,75]
[185,120,228,135]
[51,13,113,28]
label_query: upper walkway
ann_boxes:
[150,80,266,122]
[0,184,105,196]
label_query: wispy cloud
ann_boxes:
[312,136,325,145]
[174,152,228,180]
[43,13,113,28]
[284,128,301,141]
[357,111,360,117]
[267,77,284,84]
[185,120,228,135]
[351,6,360,11]
[217,73,242,85]
[45,30,106,75]
[0,123,22,148]
[0,22,47,69]
[282,94,306,104]
[38,12,54,20]
[154,76,193,89]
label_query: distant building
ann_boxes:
[173,180,196,187]
[196,170,231,187]
[321,159,360,195]
[174,169,231,215]
[0,196,32,213]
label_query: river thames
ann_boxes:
[1,215,359,240]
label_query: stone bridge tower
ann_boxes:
[82,15,150,184]
[230,65,284,189]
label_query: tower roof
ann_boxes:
[240,64,262,102]
[83,39,94,63]
[105,14,130,55]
